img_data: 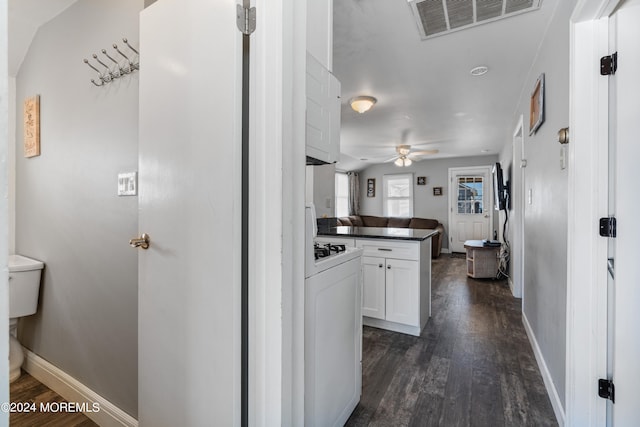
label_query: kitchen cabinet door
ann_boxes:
[361,256,386,319]
[306,53,340,163]
[385,259,420,326]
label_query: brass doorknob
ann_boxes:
[129,233,150,249]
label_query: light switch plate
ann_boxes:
[118,172,137,196]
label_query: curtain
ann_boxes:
[347,171,360,216]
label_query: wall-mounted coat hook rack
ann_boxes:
[83,37,139,87]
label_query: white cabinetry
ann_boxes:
[306,53,341,164]
[362,257,419,326]
[357,238,431,336]
[361,257,387,319]
[385,258,420,326]
[305,257,362,427]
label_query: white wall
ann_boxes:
[306,0,332,70]
[498,0,577,412]
[14,0,142,416]
[310,163,336,218]
[358,155,498,250]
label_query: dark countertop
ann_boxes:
[318,226,438,242]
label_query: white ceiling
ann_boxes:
[333,0,558,171]
[8,0,80,76]
[9,0,558,171]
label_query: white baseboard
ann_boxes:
[521,314,565,427]
[22,348,138,427]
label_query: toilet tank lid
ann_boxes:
[8,255,44,272]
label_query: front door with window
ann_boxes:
[448,167,492,253]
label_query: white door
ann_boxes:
[361,256,386,319]
[138,1,242,426]
[608,1,640,423]
[385,258,419,326]
[448,167,493,253]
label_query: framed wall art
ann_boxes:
[24,95,41,158]
[367,178,375,197]
[433,187,443,196]
[417,176,426,185]
[529,73,545,135]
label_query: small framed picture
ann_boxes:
[417,176,426,186]
[529,73,545,135]
[24,95,41,158]
[367,178,375,197]
[433,187,443,196]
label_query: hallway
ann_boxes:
[346,257,557,426]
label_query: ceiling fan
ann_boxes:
[385,144,439,167]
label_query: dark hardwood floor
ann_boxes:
[346,256,558,427]
[9,372,97,427]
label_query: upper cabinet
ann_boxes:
[306,0,339,165]
[306,53,341,164]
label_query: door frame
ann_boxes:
[0,0,9,422]
[249,0,307,424]
[566,0,621,425]
[511,116,524,299]
[447,165,494,253]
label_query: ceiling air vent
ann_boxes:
[408,0,542,40]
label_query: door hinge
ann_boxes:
[236,4,256,35]
[600,52,617,76]
[599,217,617,238]
[598,378,615,403]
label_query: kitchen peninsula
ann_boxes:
[317,226,438,336]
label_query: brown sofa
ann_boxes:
[334,215,445,258]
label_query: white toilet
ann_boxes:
[8,254,44,382]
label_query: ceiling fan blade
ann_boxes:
[411,149,439,156]
[383,156,400,163]
[407,155,422,162]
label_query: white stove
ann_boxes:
[305,206,362,278]
[304,204,363,426]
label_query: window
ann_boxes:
[383,174,413,217]
[457,176,484,214]
[335,172,349,217]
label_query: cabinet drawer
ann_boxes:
[356,239,419,261]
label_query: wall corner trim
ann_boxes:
[522,314,565,427]
[22,348,138,427]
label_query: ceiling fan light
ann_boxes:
[394,158,404,166]
[350,96,377,114]
[397,145,411,156]
[404,158,412,166]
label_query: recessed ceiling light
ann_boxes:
[470,66,489,76]
[481,149,490,153]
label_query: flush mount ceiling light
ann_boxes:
[350,96,377,114]
[470,66,489,76]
